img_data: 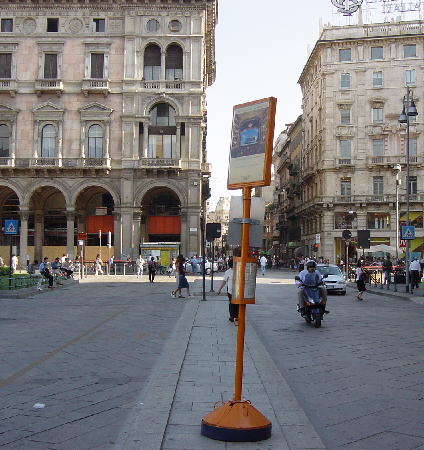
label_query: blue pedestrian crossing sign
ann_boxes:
[4,219,19,235]
[401,225,415,240]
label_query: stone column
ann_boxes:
[176,123,181,159]
[113,211,122,258]
[356,210,367,230]
[161,51,166,81]
[34,211,44,263]
[144,124,150,158]
[19,209,29,267]
[180,208,188,257]
[105,121,110,160]
[121,208,133,258]
[132,211,142,256]
[66,210,75,259]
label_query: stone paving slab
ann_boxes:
[115,293,325,449]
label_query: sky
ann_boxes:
[205,0,422,209]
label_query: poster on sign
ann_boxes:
[227,97,276,189]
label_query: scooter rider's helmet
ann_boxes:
[306,260,316,270]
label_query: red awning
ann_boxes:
[148,216,181,235]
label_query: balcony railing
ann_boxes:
[143,80,185,90]
[338,158,352,166]
[35,79,63,95]
[30,157,61,167]
[366,155,424,166]
[201,162,211,173]
[0,157,14,167]
[139,158,181,169]
[0,78,16,94]
[82,79,110,95]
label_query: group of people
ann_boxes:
[29,254,78,288]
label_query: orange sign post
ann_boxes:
[201,97,276,442]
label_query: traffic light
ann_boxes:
[313,243,319,252]
[206,223,221,241]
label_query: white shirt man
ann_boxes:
[135,256,145,279]
[260,255,267,276]
[410,259,421,271]
[217,259,238,323]
[410,258,422,289]
[11,255,18,271]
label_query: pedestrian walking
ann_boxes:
[171,255,191,298]
[135,255,145,279]
[260,254,267,276]
[217,258,238,325]
[95,254,103,275]
[409,258,421,289]
[355,261,366,301]
[0,255,4,267]
[382,255,393,289]
[148,256,156,283]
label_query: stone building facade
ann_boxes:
[0,0,217,264]
[277,20,424,262]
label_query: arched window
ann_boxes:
[0,124,9,158]
[148,103,177,158]
[41,124,56,157]
[88,124,103,158]
[144,44,161,81]
[165,44,183,80]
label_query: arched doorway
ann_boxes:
[75,186,115,261]
[28,187,67,262]
[0,187,20,265]
[141,187,181,243]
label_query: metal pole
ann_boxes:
[8,235,12,290]
[406,91,411,293]
[200,214,206,301]
[234,186,251,401]
[395,171,400,263]
[210,240,214,291]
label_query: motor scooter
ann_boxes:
[295,274,327,328]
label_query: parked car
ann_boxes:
[317,264,346,295]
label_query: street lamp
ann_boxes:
[399,87,418,293]
[393,164,401,263]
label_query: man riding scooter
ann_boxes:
[296,260,329,315]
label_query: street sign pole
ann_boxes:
[210,239,215,292]
[8,234,12,290]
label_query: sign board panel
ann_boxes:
[315,233,321,244]
[227,97,277,189]
[232,257,257,304]
[4,219,18,235]
[399,239,407,248]
[401,225,415,240]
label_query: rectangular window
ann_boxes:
[372,139,384,156]
[405,69,416,86]
[148,135,176,158]
[372,71,383,87]
[372,107,383,124]
[43,53,58,79]
[47,18,59,32]
[1,19,13,32]
[92,19,105,32]
[339,140,351,158]
[404,44,416,58]
[340,73,350,89]
[340,179,351,197]
[0,53,12,78]
[371,46,383,60]
[373,176,384,195]
[90,53,104,78]
[408,138,417,162]
[144,65,161,81]
[340,109,351,124]
[339,48,351,62]
[407,176,417,195]
[367,213,390,229]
